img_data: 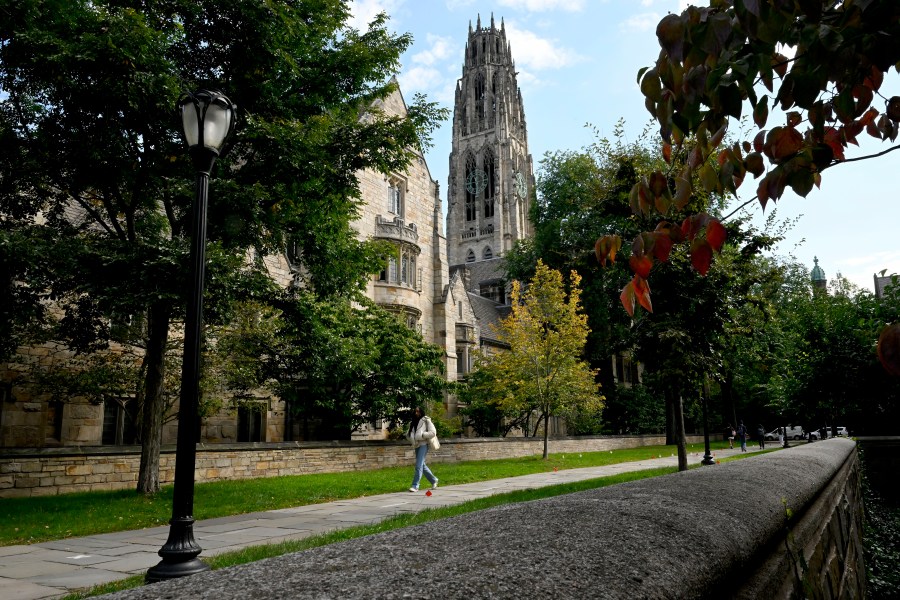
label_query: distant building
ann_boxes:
[444,14,535,362]
[811,256,827,291]
[874,272,898,299]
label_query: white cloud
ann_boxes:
[401,34,458,103]
[411,34,455,66]
[347,0,404,31]
[504,23,585,72]
[620,12,661,33]
[399,66,456,104]
[401,66,445,91]
[497,0,585,11]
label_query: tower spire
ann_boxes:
[445,16,534,269]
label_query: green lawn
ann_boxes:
[1,440,735,546]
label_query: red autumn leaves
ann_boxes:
[596,213,725,317]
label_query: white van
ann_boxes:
[764,425,804,440]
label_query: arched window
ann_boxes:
[465,153,477,221]
[483,149,495,218]
[466,249,476,263]
[483,247,493,260]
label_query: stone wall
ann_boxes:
[101,439,864,600]
[0,434,704,498]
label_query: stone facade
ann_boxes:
[446,15,534,267]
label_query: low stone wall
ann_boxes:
[101,439,864,600]
[0,434,705,497]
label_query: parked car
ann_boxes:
[821,426,849,438]
[764,426,805,440]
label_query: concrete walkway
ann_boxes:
[0,444,770,599]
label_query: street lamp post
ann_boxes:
[700,380,715,466]
[147,89,235,583]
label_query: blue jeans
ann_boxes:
[411,444,436,489]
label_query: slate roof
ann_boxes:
[450,257,507,293]
[468,292,508,346]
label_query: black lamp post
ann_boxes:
[700,380,715,466]
[147,89,235,583]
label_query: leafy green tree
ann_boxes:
[505,130,657,433]
[211,294,449,440]
[0,1,444,492]
[723,258,900,436]
[510,130,778,468]
[469,261,602,458]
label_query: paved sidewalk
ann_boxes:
[0,445,768,599]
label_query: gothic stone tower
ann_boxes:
[447,15,534,268]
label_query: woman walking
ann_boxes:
[407,406,439,492]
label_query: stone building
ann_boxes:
[446,15,533,277]
[444,14,535,363]
[1,16,537,448]
[874,271,898,299]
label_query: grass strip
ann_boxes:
[1,441,736,545]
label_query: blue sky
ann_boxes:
[348,0,900,292]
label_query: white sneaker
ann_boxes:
[408,487,418,493]
[432,479,439,490]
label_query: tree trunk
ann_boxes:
[665,392,676,445]
[673,392,688,472]
[542,411,550,459]
[137,301,170,495]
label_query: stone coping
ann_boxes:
[99,439,857,600]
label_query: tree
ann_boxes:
[601,0,900,311]
[211,294,449,440]
[0,1,445,492]
[505,130,659,434]
[470,260,602,459]
[509,131,779,468]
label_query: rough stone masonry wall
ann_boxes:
[102,439,864,600]
[0,434,705,498]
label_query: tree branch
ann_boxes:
[722,197,759,222]
[823,143,900,170]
